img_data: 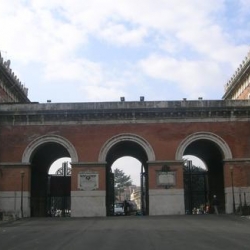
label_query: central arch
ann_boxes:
[99,133,155,216]
[99,133,155,162]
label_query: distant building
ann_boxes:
[116,185,141,211]
[223,50,250,100]
[130,188,141,209]
[0,52,29,103]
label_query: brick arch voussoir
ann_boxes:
[98,133,155,162]
[22,135,78,164]
[175,132,232,161]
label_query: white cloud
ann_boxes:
[0,0,249,102]
[239,0,250,12]
[99,22,148,47]
[82,84,126,102]
[44,58,103,84]
[0,1,87,64]
[138,54,224,99]
[43,56,132,102]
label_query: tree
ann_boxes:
[114,168,133,201]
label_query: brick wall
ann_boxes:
[1,120,250,192]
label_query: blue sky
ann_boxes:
[1,0,249,185]
[0,0,249,103]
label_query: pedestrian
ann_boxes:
[212,195,219,215]
[205,204,210,214]
[124,200,129,216]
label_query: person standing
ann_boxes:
[212,195,219,215]
[124,200,129,216]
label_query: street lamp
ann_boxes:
[20,170,25,218]
[230,166,236,213]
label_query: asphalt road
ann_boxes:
[0,215,250,250]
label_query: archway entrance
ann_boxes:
[183,139,226,214]
[111,157,145,216]
[105,140,149,216]
[30,142,71,217]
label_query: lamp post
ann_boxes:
[230,166,236,213]
[20,170,25,218]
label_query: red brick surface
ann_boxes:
[1,120,250,192]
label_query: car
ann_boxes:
[114,202,125,216]
[125,200,138,215]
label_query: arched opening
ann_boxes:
[112,156,142,216]
[105,140,149,216]
[22,135,77,217]
[183,139,226,214]
[30,143,72,217]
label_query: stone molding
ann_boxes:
[22,134,78,163]
[98,133,155,162]
[1,100,250,125]
[175,131,232,160]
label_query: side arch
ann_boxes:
[175,132,232,161]
[22,134,78,163]
[98,133,155,162]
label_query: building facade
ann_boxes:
[1,53,250,218]
[0,52,29,103]
[223,51,250,100]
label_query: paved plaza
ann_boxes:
[0,215,250,250]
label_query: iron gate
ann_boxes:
[184,161,208,214]
[140,165,147,215]
[106,170,115,216]
[47,165,71,217]
[31,174,71,217]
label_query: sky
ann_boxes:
[1,0,249,185]
[0,0,250,103]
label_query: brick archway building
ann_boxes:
[1,52,250,218]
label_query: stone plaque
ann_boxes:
[78,171,99,190]
[157,171,176,186]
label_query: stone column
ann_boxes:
[148,161,185,215]
[0,163,31,219]
[70,162,106,217]
[223,160,250,214]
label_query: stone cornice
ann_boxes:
[223,52,250,99]
[71,162,106,166]
[0,53,30,103]
[223,158,250,163]
[147,160,183,166]
[0,100,250,125]
[0,162,30,167]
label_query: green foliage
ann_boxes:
[114,168,132,200]
[114,168,132,189]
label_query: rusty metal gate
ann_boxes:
[47,163,71,217]
[184,161,208,215]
